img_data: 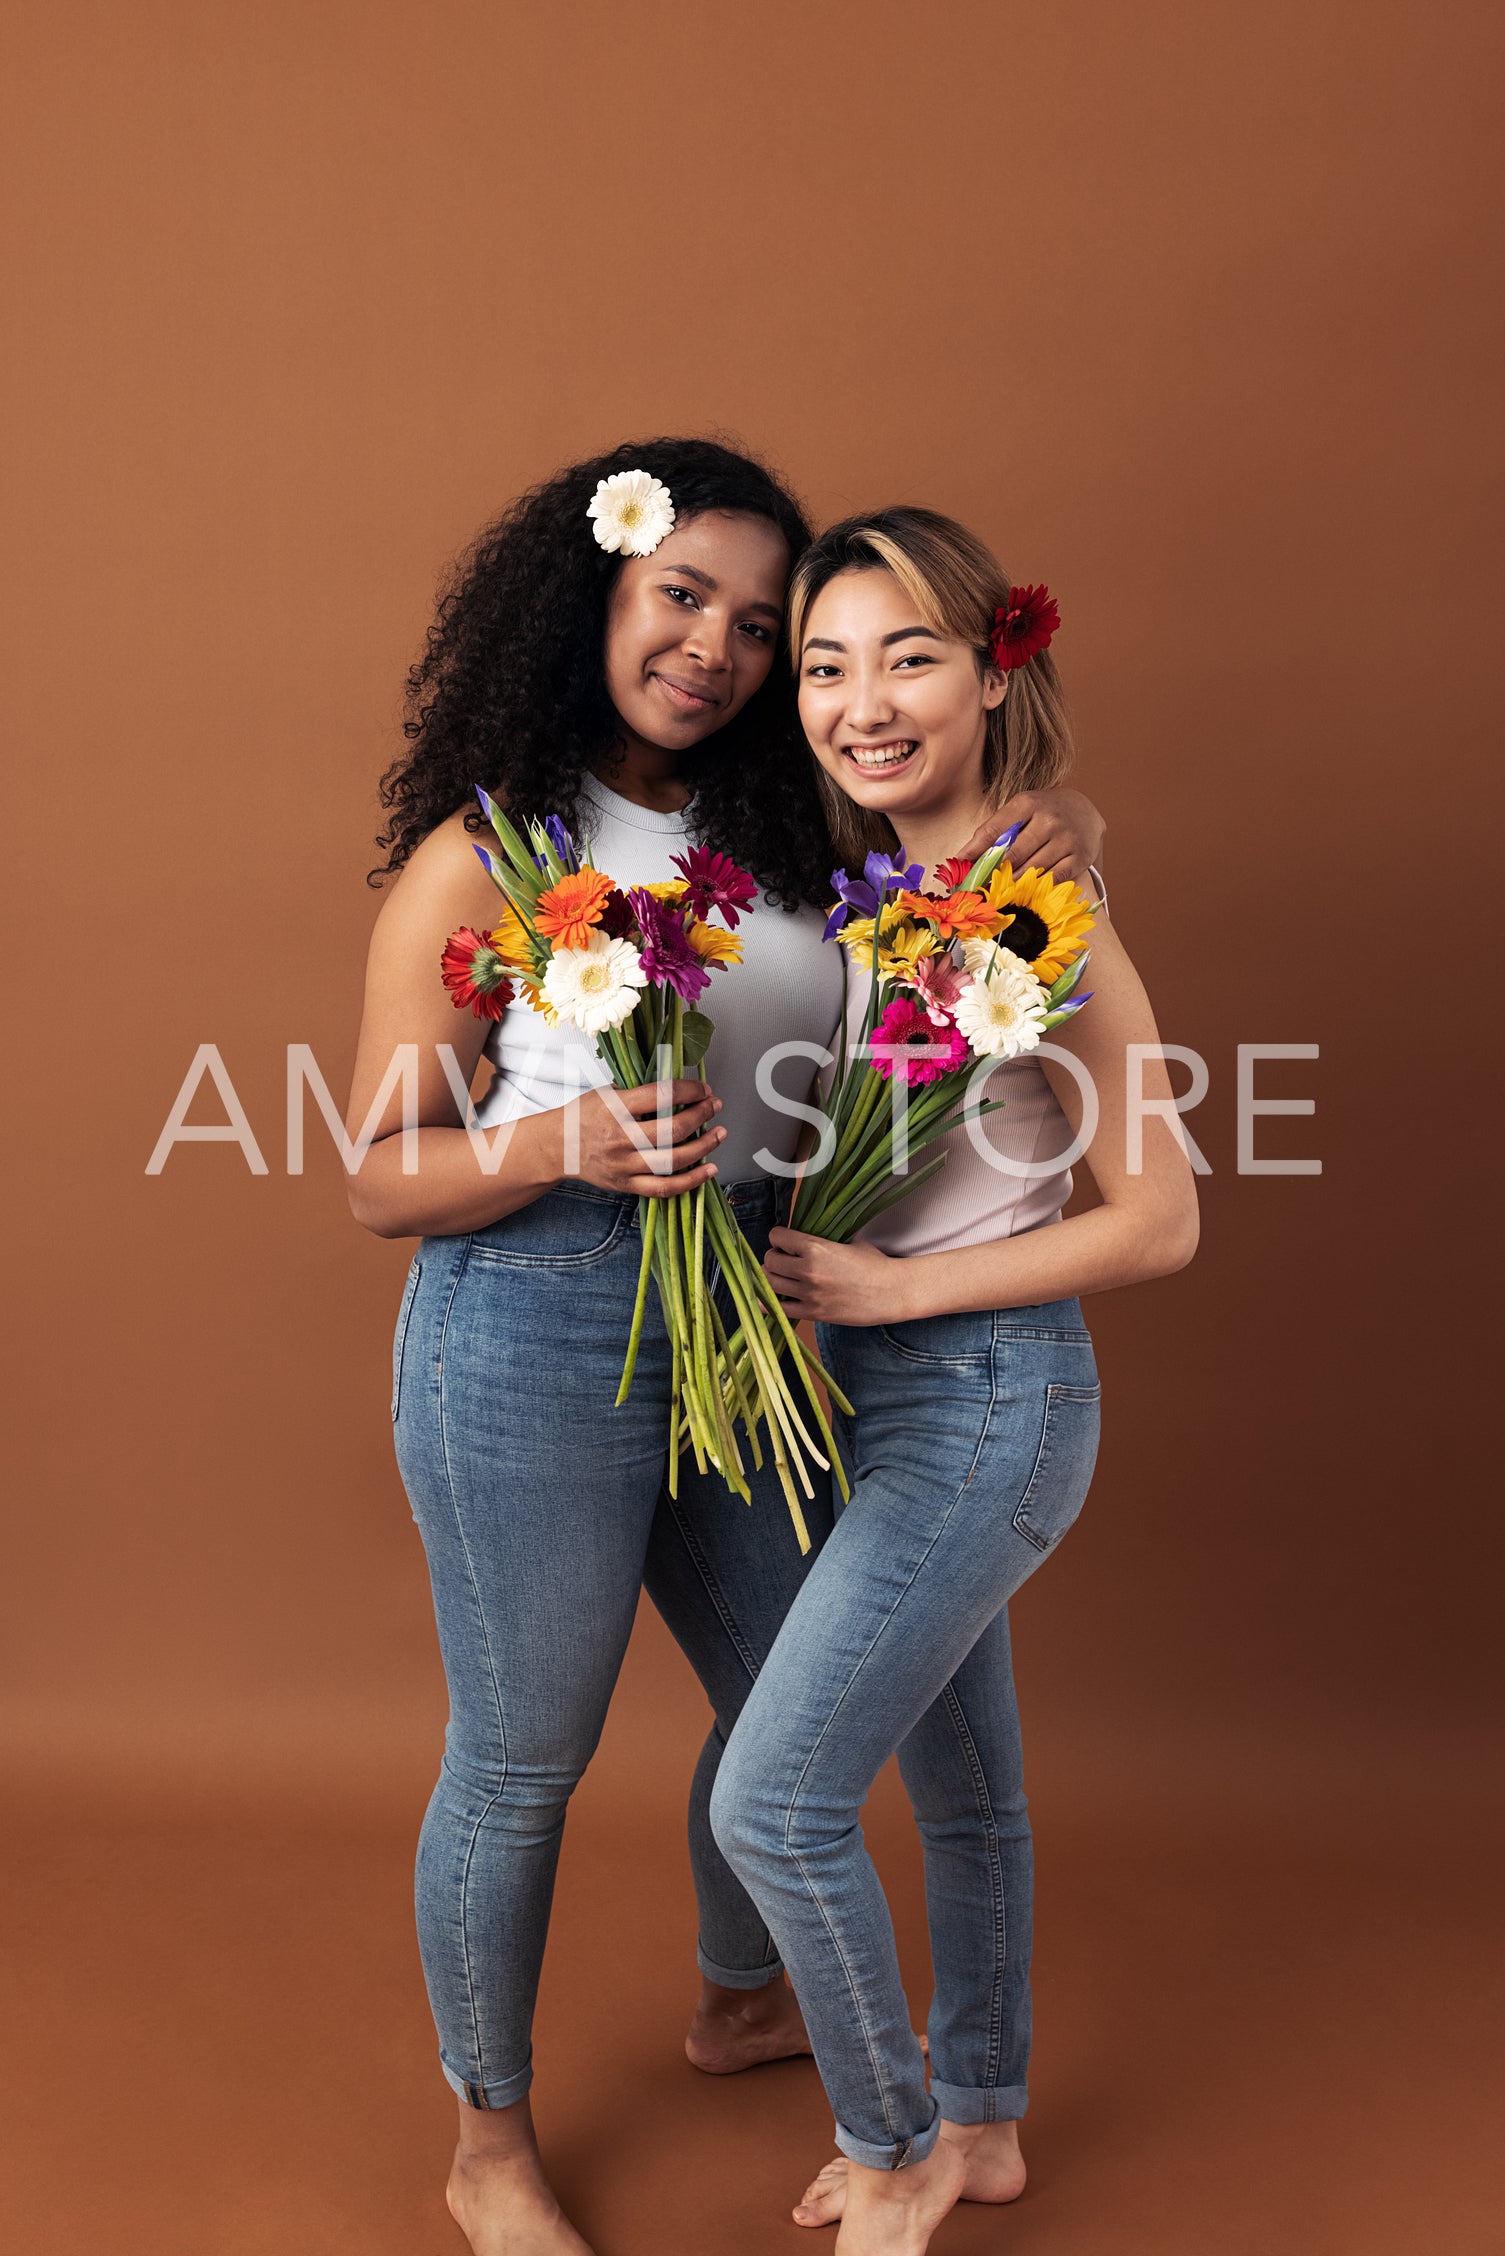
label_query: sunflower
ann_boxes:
[839,908,941,977]
[533,868,615,949]
[686,919,744,967]
[982,863,1097,985]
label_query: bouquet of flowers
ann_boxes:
[440,791,847,1550]
[787,821,1098,1243]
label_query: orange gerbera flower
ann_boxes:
[533,868,614,949]
[894,887,1003,941]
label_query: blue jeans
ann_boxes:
[392,1178,833,2109]
[711,1301,1100,2169]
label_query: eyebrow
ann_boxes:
[802,626,941,653]
[661,560,783,622]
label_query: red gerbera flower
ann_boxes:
[441,928,514,1021]
[934,855,975,890]
[988,584,1060,673]
[670,845,758,928]
[597,886,638,940]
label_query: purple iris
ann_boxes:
[993,819,1026,855]
[543,815,579,871]
[822,848,926,941]
[529,813,580,873]
[628,887,711,1005]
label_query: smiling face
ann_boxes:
[602,509,791,752]
[797,565,1005,832]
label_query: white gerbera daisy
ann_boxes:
[586,469,676,557]
[541,931,648,1033]
[953,948,1051,1059]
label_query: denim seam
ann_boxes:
[939,1680,1008,2096]
[390,1258,422,1422]
[657,1489,763,1684]
[435,1238,509,2089]
[659,1488,780,1971]
[779,1378,1001,2148]
[994,1327,1092,1343]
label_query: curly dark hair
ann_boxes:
[372,436,833,909]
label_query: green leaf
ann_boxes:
[1046,947,1091,1006]
[678,1008,715,1070]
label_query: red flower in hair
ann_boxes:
[988,584,1059,673]
[441,928,514,1021]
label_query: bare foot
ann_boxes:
[794,2119,1026,2228]
[446,2096,594,2255]
[830,2136,967,2255]
[685,1973,814,2074]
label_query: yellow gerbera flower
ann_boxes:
[982,863,1097,985]
[686,920,744,967]
[488,900,535,970]
[520,977,559,1024]
[642,878,690,904]
[839,908,941,977]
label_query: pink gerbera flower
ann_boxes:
[868,995,969,1086]
[903,950,966,1024]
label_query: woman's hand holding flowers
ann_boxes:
[764,1227,907,1328]
[566,1080,726,1199]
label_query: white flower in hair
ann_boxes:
[587,469,676,557]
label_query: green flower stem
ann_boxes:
[704,1193,843,1497]
[677,1190,714,1475]
[667,1331,682,1499]
[704,1214,813,1548]
[615,1196,658,1404]
[707,1290,760,1453]
[736,1248,850,1503]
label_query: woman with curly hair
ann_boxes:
[345,437,1104,2256]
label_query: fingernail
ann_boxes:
[717,1128,726,1141]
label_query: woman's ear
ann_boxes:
[981,665,1007,712]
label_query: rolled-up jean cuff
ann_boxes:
[440,2052,533,2111]
[833,2098,941,2171]
[930,2078,1028,2125]
[696,1944,785,1989]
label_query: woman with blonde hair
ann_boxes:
[710,507,1199,2255]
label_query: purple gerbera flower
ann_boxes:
[627,887,712,1004]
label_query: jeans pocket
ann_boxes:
[878,1312,994,1367]
[391,1257,422,1423]
[467,1190,629,1267]
[1013,1382,1101,1551]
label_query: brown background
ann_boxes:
[3,3,1501,2251]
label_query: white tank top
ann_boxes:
[837,962,1078,1258]
[473,775,844,1183]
